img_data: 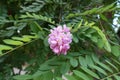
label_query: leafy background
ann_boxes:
[0,0,120,80]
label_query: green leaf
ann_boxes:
[85,55,94,66]
[70,58,78,67]
[90,65,107,76]
[0,44,13,50]
[91,36,98,42]
[112,58,120,66]
[21,13,55,24]
[100,14,108,22]
[81,67,100,79]
[86,28,96,34]
[39,64,51,71]
[34,22,43,31]
[38,31,45,40]
[104,42,111,52]
[13,75,33,80]
[107,77,112,80]
[33,71,43,78]
[114,75,120,80]
[29,21,42,33]
[23,35,37,39]
[73,35,79,43]
[30,22,39,33]
[92,26,111,52]
[105,60,119,71]
[111,46,120,57]
[85,33,91,38]
[91,54,99,63]
[44,36,49,47]
[97,39,104,48]
[72,20,83,32]
[42,71,53,80]
[79,56,87,67]
[3,39,23,46]
[97,62,113,73]
[12,37,31,42]
[69,52,81,57]
[26,12,32,17]
[73,70,89,80]
[0,50,2,55]
[60,62,70,74]
[65,75,77,80]
[66,3,115,18]
[56,77,63,80]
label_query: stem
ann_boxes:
[99,19,105,32]
[0,38,39,57]
[100,71,120,80]
[0,18,55,26]
[108,39,120,45]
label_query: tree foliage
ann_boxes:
[0,0,120,80]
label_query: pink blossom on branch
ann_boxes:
[48,25,72,55]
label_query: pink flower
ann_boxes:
[48,25,72,55]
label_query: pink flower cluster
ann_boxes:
[48,25,72,55]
